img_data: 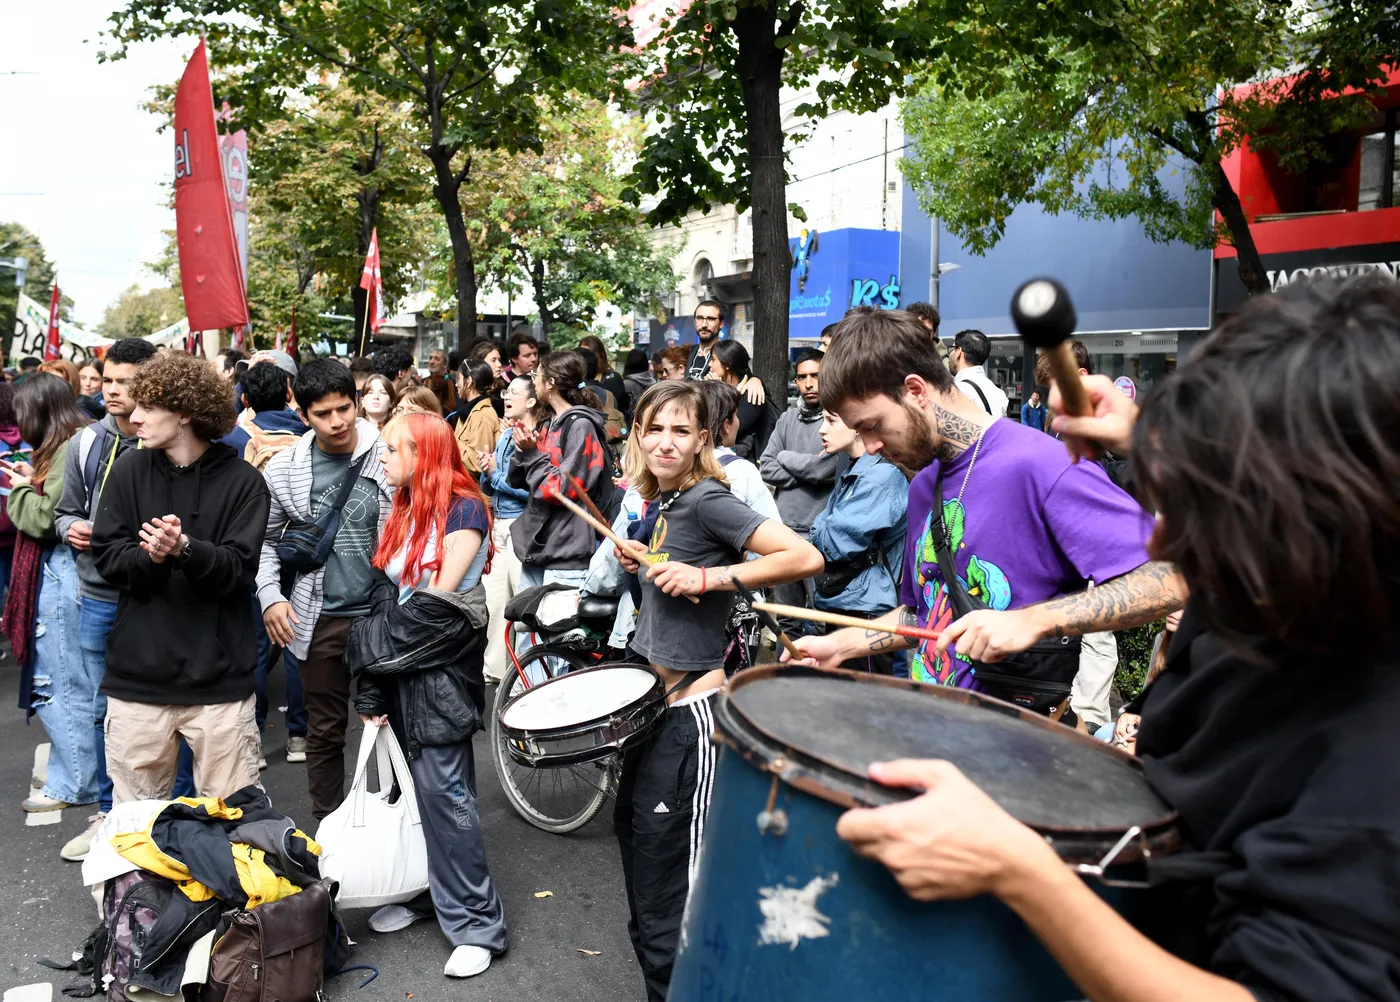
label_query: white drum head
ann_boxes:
[502,666,658,731]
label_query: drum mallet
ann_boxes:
[732,579,806,662]
[543,481,701,605]
[754,602,943,644]
[1010,277,1091,419]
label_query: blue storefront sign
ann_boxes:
[789,228,902,340]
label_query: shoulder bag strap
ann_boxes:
[930,469,987,619]
[961,376,991,414]
[325,452,370,519]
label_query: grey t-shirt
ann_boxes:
[310,445,380,617]
[631,478,767,671]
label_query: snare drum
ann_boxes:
[669,664,1182,1002]
[498,663,665,767]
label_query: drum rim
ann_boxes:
[499,661,664,739]
[716,664,1182,864]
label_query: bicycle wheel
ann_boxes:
[489,645,613,834]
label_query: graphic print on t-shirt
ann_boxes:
[909,498,1011,686]
[647,514,670,564]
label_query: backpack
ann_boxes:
[554,411,624,524]
[78,422,117,508]
[243,420,301,473]
[206,880,334,1002]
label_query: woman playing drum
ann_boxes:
[614,379,822,1002]
[836,276,1400,1002]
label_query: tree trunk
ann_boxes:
[425,146,478,353]
[531,257,553,338]
[1208,159,1269,296]
[733,3,798,396]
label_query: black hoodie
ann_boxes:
[92,442,271,705]
[507,404,611,569]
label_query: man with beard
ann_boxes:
[788,309,1180,723]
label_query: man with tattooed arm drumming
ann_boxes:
[788,309,1183,722]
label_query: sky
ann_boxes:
[0,3,191,327]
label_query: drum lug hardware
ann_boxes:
[757,776,787,836]
[1074,825,1153,888]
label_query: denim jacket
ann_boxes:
[807,453,909,614]
[487,427,528,520]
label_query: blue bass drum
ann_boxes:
[670,664,1181,1002]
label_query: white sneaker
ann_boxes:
[369,904,427,934]
[61,812,107,862]
[444,945,491,978]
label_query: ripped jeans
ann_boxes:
[32,546,100,805]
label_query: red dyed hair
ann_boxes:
[372,413,493,587]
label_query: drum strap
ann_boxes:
[663,670,711,701]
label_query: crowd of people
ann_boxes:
[3,270,1398,1001]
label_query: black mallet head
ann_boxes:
[1011,278,1078,349]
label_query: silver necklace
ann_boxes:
[955,425,989,503]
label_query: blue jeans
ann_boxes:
[83,595,194,811]
[33,547,99,804]
[254,600,307,737]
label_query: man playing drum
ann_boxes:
[831,277,1400,1001]
[615,380,822,1002]
[790,308,1184,722]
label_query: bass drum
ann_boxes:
[669,664,1181,1002]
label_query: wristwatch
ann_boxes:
[175,533,193,564]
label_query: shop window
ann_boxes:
[1255,107,1398,217]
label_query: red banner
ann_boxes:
[359,228,384,352]
[44,282,61,361]
[173,39,248,331]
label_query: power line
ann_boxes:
[788,143,908,185]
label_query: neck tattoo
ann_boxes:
[932,404,989,463]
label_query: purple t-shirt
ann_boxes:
[900,420,1153,687]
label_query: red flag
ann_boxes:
[286,305,298,358]
[173,39,248,331]
[359,228,385,350]
[232,325,247,352]
[44,282,61,361]
[185,327,201,355]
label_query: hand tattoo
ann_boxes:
[1043,562,1186,637]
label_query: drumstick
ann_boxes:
[543,482,701,605]
[753,602,942,643]
[732,579,805,661]
[566,474,611,527]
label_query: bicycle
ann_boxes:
[490,584,767,835]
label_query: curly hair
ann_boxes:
[130,353,237,442]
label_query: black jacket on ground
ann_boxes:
[346,581,487,759]
[1135,603,1400,1002]
[93,442,270,705]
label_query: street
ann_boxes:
[0,662,642,1002]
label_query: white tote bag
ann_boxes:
[315,721,430,909]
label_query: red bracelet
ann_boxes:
[700,567,707,595]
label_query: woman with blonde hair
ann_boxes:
[350,413,507,979]
[612,379,821,1000]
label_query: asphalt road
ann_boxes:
[0,662,643,1002]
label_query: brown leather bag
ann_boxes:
[205,880,331,1002]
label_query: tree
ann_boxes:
[247,80,437,342]
[899,0,1400,295]
[467,99,677,336]
[0,222,74,351]
[105,1,635,351]
[627,2,938,390]
[97,284,186,340]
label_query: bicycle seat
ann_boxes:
[505,584,580,632]
[578,594,620,622]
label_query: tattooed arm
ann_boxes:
[936,561,1188,664]
[783,606,919,670]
